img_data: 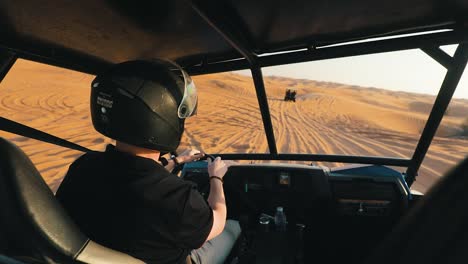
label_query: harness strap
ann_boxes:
[0,116,91,153]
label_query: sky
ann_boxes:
[240,45,468,99]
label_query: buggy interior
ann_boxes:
[0,0,468,263]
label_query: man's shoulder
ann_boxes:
[58,151,107,185]
[63,148,187,194]
[64,151,109,177]
[71,151,167,178]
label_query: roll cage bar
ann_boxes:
[0,2,467,187]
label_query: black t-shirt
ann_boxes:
[56,145,213,264]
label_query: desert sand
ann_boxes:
[0,60,467,193]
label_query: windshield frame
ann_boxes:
[0,30,467,187]
[184,30,468,187]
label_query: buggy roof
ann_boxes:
[1,0,468,74]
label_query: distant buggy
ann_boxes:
[284,89,297,102]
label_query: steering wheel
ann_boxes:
[171,153,216,176]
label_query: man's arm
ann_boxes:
[205,157,228,241]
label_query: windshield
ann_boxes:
[182,46,468,193]
[184,47,467,156]
[181,72,268,153]
[262,46,466,157]
[0,50,466,194]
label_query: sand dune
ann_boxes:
[1,60,467,193]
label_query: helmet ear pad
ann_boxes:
[90,60,186,152]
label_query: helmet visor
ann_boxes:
[160,59,197,119]
[178,69,198,118]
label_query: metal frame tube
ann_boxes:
[406,43,468,186]
[191,0,278,154]
[187,30,468,75]
[0,39,111,76]
[250,66,278,154]
[421,47,454,69]
[0,50,17,83]
[215,153,411,167]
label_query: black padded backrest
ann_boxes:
[0,138,88,262]
[0,228,7,254]
[364,156,468,264]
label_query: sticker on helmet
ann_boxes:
[97,96,113,108]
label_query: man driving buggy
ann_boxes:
[56,60,241,264]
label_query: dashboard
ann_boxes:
[183,162,409,218]
[182,162,411,263]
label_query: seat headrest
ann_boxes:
[365,156,468,264]
[0,138,88,261]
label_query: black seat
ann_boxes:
[0,138,144,264]
[365,156,468,264]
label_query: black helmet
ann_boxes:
[90,59,198,152]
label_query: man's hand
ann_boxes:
[207,157,229,179]
[176,149,205,164]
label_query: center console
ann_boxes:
[221,164,331,263]
[248,226,305,264]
